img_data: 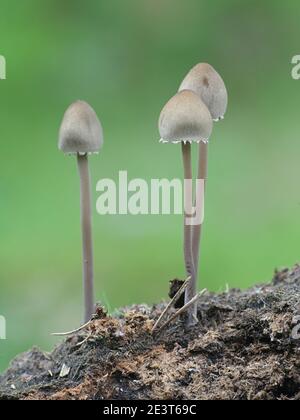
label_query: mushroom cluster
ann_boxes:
[57,63,227,330]
[159,63,228,326]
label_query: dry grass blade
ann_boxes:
[51,320,92,337]
[156,289,207,334]
[75,333,92,347]
[152,276,191,333]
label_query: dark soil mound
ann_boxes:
[1,266,300,400]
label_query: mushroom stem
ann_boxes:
[77,153,95,322]
[181,143,197,325]
[192,141,208,278]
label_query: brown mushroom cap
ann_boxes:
[179,63,228,121]
[59,100,103,155]
[159,90,213,143]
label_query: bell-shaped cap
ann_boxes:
[179,63,228,121]
[159,90,213,144]
[58,100,103,155]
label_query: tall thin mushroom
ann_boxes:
[58,100,103,322]
[179,63,228,301]
[159,90,213,326]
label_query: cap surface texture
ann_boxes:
[59,101,103,154]
[159,90,213,143]
[179,63,228,121]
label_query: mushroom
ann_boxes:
[179,63,228,122]
[159,90,213,326]
[179,63,228,316]
[58,100,103,322]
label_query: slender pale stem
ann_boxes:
[192,142,208,278]
[77,154,95,322]
[181,143,197,326]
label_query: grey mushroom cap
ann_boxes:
[58,100,103,155]
[179,63,228,121]
[159,90,213,144]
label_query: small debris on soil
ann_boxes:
[1,266,300,400]
[169,279,185,308]
[59,364,71,379]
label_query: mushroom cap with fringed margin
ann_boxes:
[179,63,228,121]
[59,101,103,155]
[159,90,213,144]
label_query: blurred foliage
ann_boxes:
[1,0,300,371]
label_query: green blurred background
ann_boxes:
[1,0,300,371]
